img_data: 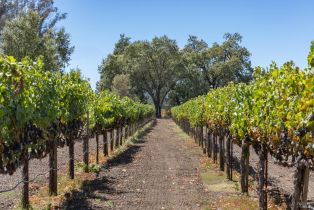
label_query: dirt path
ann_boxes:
[61,119,209,210]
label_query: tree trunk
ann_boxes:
[49,139,57,196]
[21,156,29,209]
[154,103,162,118]
[68,137,74,179]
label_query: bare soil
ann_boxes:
[60,119,210,210]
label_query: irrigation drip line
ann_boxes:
[0,164,65,194]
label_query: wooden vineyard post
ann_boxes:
[203,126,207,154]
[83,137,89,172]
[49,139,58,196]
[129,124,131,137]
[225,135,229,178]
[102,131,106,156]
[115,128,119,149]
[200,126,203,149]
[128,124,131,137]
[301,164,310,210]
[134,122,137,132]
[120,126,123,146]
[213,133,218,163]
[83,111,90,172]
[124,126,127,140]
[96,133,99,164]
[68,136,75,179]
[226,135,231,180]
[124,126,127,142]
[103,131,109,156]
[230,141,233,180]
[245,144,250,192]
[211,133,215,161]
[110,129,114,152]
[194,127,196,143]
[196,127,199,145]
[196,127,199,144]
[21,156,29,209]
[118,127,121,146]
[207,129,211,158]
[240,139,249,193]
[83,111,89,172]
[189,122,192,137]
[133,123,135,135]
[219,132,224,171]
[258,144,267,210]
[291,160,310,210]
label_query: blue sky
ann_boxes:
[54,0,313,89]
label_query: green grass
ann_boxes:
[200,160,259,209]
[200,168,236,193]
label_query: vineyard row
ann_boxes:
[0,56,155,209]
[171,62,313,210]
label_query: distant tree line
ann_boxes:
[97,33,253,118]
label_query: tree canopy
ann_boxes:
[168,33,252,105]
[0,0,73,72]
[124,36,182,117]
[98,33,253,116]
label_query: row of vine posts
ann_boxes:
[20,116,152,209]
[174,118,311,210]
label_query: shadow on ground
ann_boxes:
[59,121,156,210]
[105,123,155,169]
